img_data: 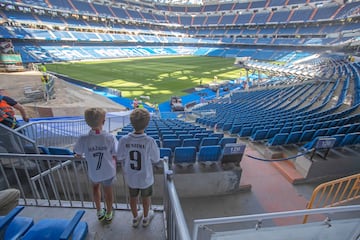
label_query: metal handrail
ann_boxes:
[303,173,360,223]
[163,157,192,240]
[0,153,191,240]
[15,114,130,147]
[192,205,360,240]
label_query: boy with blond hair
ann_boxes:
[117,108,160,227]
[74,108,117,222]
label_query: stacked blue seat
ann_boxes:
[0,206,88,240]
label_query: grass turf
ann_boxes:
[46,56,244,103]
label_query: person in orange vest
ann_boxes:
[0,89,29,129]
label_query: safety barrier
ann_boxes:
[303,173,360,223]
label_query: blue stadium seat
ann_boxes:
[218,137,237,148]
[162,134,178,140]
[249,129,268,142]
[160,148,172,164]
[48,147,74,155]
[0,206,34,240]
[162,139,182,152]
[22,210,88,240]
[37,145,51,154]
[210,133,224,139]
[336,125,351,134]
[265,127,281,139]
[280,126,292,133]
[266,133,289,147]
[299,129,316,143]
[338,132,360,147]
[198,145,222,165]
[228,125,242,135]
[182,138,201,151]
[312,129,328,139]
[329,134,345,148]
[194,133,209,141]
[173,147,197,166]
[285,131,302,145]
[238,127,253,137]
[326,127,339,136]
[200,137,219,147]
[178,134,193,142]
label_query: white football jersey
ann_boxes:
[74,130,117,183]
[117,133,160,189]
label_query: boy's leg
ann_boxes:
[93,183,105,221]
[141,186,154,227]
[92,183,101,211]
[130,196,139,218]
[130,188,143,227]
[142,196,151,218]
[103,185,113,213]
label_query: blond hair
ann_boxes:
[130,108,150,132]
[84,108,106,129]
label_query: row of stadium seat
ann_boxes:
[0,206,88,240]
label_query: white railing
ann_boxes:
[192,205,360,240]
[0,153,191,240]
[15,113,130,147]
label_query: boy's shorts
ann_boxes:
[129,185,153,198]
[93,177,115,187]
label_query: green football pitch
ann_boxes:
[46,56,243,103]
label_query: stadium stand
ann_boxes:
[0,0,360,239]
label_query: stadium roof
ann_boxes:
[140,0,233,5]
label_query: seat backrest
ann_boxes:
[200,137,219,147]
[48,147,74,155]
[173,147,197,165]
[38,145,51,154]
[266,127,280,139]
[198,145,222,163]
[250,129,268,142]
[162,139,182,152]
[267,133,289,146]
[160,148,172,160]
[339,132,360,147]
[299,129,316,143]
[162,134,177,140]
[178,134,193,141]
[182,138,200,149]
[218,137,237,148]
[285,131,302,145]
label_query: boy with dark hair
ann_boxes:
[74,108,117,222]
[117,108,160,227]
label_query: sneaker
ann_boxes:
[105,211,113,222]
[142,210,154,227]
[132,210,143,228]
[97,208,106,221]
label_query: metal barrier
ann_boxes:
[163,157,192,240]
[303,173,360,223]
[15,113,130,147]
[192,205,360,240]
[0,153,191,240]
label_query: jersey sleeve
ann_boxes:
[73,137,84,155]
[150,138,160,164]
[116,138,125,163]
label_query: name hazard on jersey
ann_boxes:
[88,146,108,152]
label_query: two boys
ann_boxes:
[74,108,159,227]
